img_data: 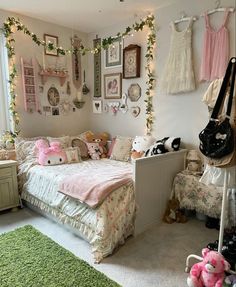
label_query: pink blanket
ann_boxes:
[59,165,133,208]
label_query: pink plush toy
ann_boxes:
[35,139,67,166]
[86,142,103,160]
[187,248,230,287]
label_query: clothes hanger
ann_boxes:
[172,11,198,24]
[200,0,235,17]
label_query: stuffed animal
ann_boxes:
[163,198,187,224]
[86,132,109,158]
[35,139,67,166]
[225,275,236,287]
[145,141,167,157]
[187,248,230,287]
[145,137,181,157]
[163,137,181,151]
[86,142,103,160]
[131,136,155,160]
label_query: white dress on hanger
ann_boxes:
[161,17,196,94]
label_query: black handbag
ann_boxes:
[199,57,236,159]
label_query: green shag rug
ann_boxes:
[0,225,120,287]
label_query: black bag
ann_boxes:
[199,57,236,159]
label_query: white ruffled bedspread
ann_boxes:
[20,159,136,262]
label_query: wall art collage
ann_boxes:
[21,33,87,117]
[93,37,142,117]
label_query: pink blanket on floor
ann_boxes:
[59,165,133,208]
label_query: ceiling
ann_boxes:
[0,0,175,33]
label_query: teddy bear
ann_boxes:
[225,275,236,287]
[187,248,230,287]
[86,142,103,160]
[131,136,155,160]
[163,198,187,224]
[85,132,109,158]
[35,139,67,165]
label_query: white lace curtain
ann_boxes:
[0,32,11,135]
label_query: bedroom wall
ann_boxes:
[0,9,90,137]
[87,0,236,149]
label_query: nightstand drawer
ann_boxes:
[0,167,12,179]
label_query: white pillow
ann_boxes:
[15,136,48,163]
[110,136,133,162]
[47,136,71,149]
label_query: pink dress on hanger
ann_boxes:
[200,10,230,82]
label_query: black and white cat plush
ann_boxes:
[145,137,181,157]
[163,137,181,151]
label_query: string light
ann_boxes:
[2,14,156,136]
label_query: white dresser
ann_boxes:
[0,160,20,211]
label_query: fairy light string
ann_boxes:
[2,14,156,136]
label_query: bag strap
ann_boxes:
[225,58,236,118]
[210,57,236,121]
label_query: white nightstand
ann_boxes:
[0,160,20,211]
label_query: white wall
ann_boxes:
[0,9,90,137]
[87,0,236,149]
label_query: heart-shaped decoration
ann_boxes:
[95,103,100,110]
[131,106,140,117]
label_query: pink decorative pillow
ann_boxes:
[35,139,67,166]
[107,138,116,158]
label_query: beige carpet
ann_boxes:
[0,208,218,287]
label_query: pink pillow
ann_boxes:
[107,138,116,158]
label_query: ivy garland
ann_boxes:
[1,14,156,136]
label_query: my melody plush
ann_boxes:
[35,139,67,165]
[86,132,109,158]
[131,136,156,160]
[187,248,230,287]
[225,275,236,287]
[145,137,181,157]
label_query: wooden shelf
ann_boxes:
[39,70,68,86]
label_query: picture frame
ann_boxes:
[123,44,141,79]
[44,34,58,56]
[105,37,122,68]
[104,73,122,99]
[47,86,60,106]
[92,100,102,114]
[128,83,141,102]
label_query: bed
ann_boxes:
[17,137,186,262]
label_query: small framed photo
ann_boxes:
[123,44,141,79]
[92,100,102,114]
[44,34,58,56]
[104,73,122,99]
[105,37,122,68]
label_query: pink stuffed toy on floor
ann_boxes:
[35,139,67,166]
[187,248,230,287]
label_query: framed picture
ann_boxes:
[47,86,60,106]
[92,100,102,114]
[104,73,122,99]
[105,37,122,68]
[128,83,141,102]
[44,34,58,56]
[123,44,141,79]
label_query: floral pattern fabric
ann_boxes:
[20,159,136,262]
[173,171,223,218]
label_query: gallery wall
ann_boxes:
[87,0,236,149]
[0,9,90,137]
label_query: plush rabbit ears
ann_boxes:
[35,139,49,150]
[35,139,62,151]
